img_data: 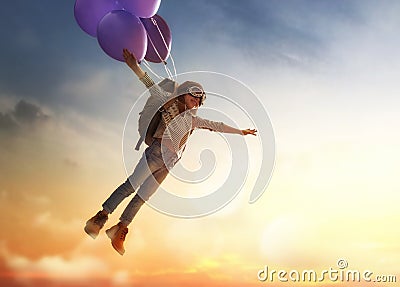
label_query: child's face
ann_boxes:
[184,94,200,109]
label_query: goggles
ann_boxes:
[187,86,206,104]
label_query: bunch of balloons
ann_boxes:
[74,0,172,63]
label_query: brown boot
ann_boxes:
[84,211,108,239]
[106,222,129,255]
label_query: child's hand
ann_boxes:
[241,128,257,136]
[123,48,145,78]
[123,48,139,68]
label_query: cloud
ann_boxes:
[63,158,79,168]
[0,113,18,132]
[0,99,50,134]
[0,241,108,282]
[12,100,49,124]
[112,270,130,286]
[30,211,83,238]
[164,0,367,71]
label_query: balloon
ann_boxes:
[97,10,147,62]
[140,15,172,63]
[118,0,161,18]
[74,0,120,37]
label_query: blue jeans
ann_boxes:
[102,140,178,226]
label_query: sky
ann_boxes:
[1,0,400,286]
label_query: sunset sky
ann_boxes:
[1,1,399,286]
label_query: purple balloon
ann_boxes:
[141,15,172,63]
[97,10,147,62]
[119,0,161,18]
[74,0,120,37]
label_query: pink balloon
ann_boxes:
[97,10,147,62]
[74,0,120,37]
[118,0,161,18]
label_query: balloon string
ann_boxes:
[151,18,177,80]
[142,60,163,80]
[153,18,171,64]
[146,29,165,65]
[169,53,177,80]
[147,32,173,80]
[164,64,174,80]
[142,17,177,81]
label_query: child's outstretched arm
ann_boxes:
[194,117,257,136]
[221,125,257,136]
[123,48,169,102]
[123,48,145,78]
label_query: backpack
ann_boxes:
[135,78,178,150]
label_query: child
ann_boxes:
[84,48,257,255]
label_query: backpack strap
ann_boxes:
[135,78,178,151]
[135,135,144,151]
